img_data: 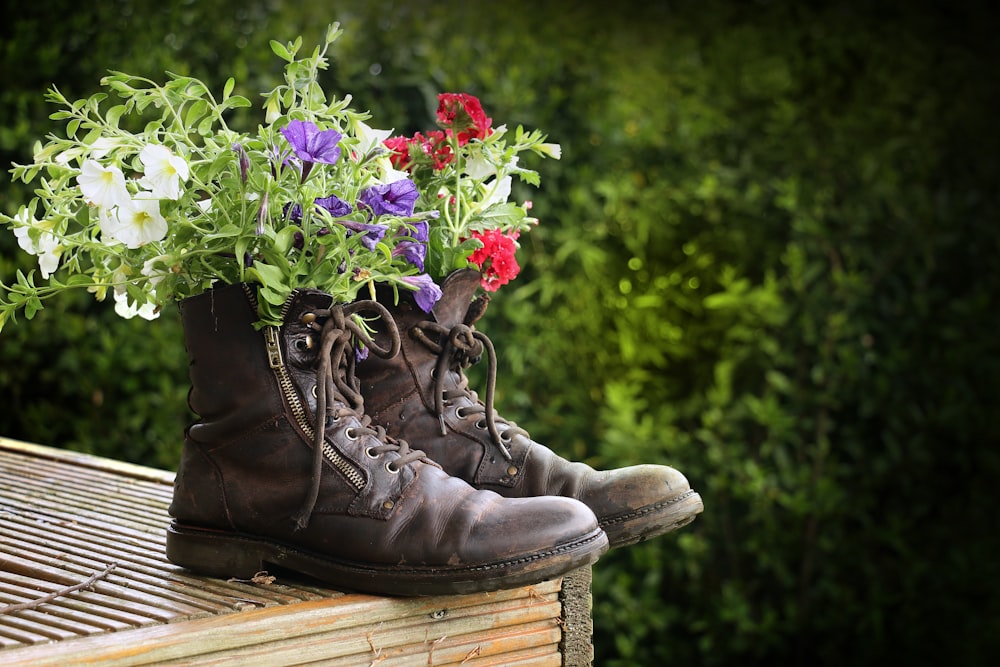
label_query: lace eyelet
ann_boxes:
[365,446,379,459]
[475,419,487,430]
[455,406,469,419]
[301,312,317,325]
[311,385,318,398]
[499,431,512,443]
[294,335,313,351]
[385,461,400,475]
[345,428,358,441]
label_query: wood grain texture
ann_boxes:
[0,437,591,665]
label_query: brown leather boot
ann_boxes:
[166,282,608,596]
[358,269,703,549]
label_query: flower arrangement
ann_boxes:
[0,23,558,330]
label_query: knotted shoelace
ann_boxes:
[293,300,427,529]
[410,321,528,463]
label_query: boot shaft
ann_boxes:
[172,283,412,533]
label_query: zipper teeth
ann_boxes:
[321,441,366,488]
[263,318,366,491]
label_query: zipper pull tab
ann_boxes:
[263,326,284,369]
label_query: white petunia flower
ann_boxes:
[481,175,512,209]
[12,209,40,255]
[113,288,159,321]
[139,144,189,200]
[89,137,119,159]
[378,161,412,185]
[353,120,394,156]
[141,255,172,287]
[77,159,130,209]
[465,147,495,181]
[537,142,562,159]
[35,233,62,278]
[101,195,168,249]
[12,210,62,278]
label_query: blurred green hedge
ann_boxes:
[2,1,998,665]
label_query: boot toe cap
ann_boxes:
[587,463,703,548]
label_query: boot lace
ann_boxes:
[410,320,528,463]
[294,300,427,529]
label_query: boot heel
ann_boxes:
[166,524,266,579]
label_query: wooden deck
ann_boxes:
[0,437,594,666]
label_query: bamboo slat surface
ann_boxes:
[0,437,590,666]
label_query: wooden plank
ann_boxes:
[0,437,175,485]
[1,584,562,666]
[0,437,592,666]
[157,612,562,665]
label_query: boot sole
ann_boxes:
[166,522,609,596]
[599,489,704,549]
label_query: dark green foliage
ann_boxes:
[2,1,998,665]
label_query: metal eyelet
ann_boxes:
[294,335,313,351]
[507,466,519,476]
[475,419,487,430]
[365,446,379,459]
[301,312,317,324]
[382,500,395,510]
[499,431,512,443]
[455,406,470,419]
[385,462,400,475]
[311,385,318,398]
[345,428,358,441]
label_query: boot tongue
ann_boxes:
[283,288,335,324]
[431,269,482,327]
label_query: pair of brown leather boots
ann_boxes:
[166,270,703,596]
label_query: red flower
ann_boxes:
[382,135,412,170]
[416,130,454,170]
[436,93,492,146]
[467,228,520,291]
[383,131,454,171]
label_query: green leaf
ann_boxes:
[185,100,209,128]
[105,104,127,129]
[273,226,298,255]
[270,39,293,62]
[223,95,252,110]
[246,262,286,289]
[223,77,235,101]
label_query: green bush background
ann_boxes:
[2,1,998,664]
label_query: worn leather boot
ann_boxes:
[358,269,703,548]
[166,282,608,596]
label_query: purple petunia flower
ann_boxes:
[392,239,427,271]
[280,120,342,181]
[255,191,270,236]
[401,274,442,313]
[281,120,343,165]
[402,219,429,243]
[358,179,419,217]
[283,202,303,224]
[340,220,388,251]
[315,194,352,219]
[231,143,250,183]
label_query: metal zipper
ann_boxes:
[258,292,366,491]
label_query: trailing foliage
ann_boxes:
[2,1,998,665]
